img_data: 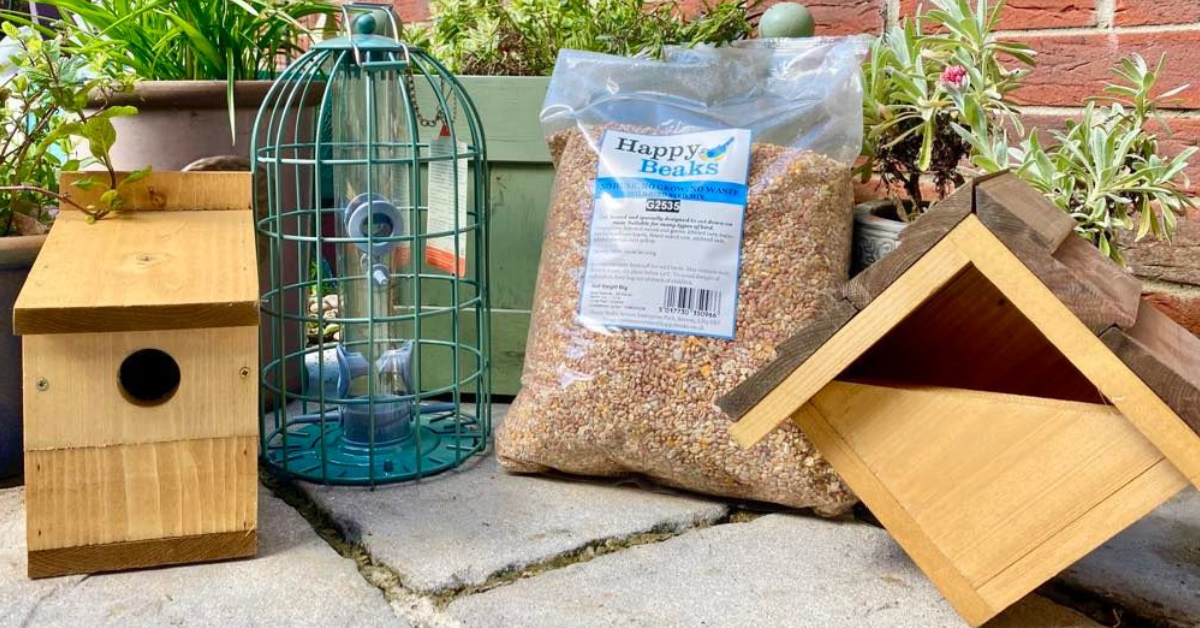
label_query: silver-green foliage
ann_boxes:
[409,0,756,77]
[860,0,1034,213]
[958,54,1196,264]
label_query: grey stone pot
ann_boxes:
[91,80,275,170]
[0,234,46,481]
[852,200,909,275]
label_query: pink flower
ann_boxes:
[941,65,968,89]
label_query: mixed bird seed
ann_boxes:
[498,127,858,515]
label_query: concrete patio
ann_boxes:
[3,405,1198,628]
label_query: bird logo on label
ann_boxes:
[700,137,736,162]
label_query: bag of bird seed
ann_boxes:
[498,38,868,514]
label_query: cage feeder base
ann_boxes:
[265,407,485,484]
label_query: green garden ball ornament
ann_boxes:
[353,13,376,35]
[759,3,815,38]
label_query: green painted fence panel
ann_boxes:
[441,76,551,396]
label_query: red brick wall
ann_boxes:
[381,0,1200,331]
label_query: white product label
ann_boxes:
[579,128,752,339]
[427,128,469,276]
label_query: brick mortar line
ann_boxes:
[884,0,900,29]
[1019,105,1200,119]
[999,22,1200,37]
[1095,0,1116,29]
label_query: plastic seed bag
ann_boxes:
[498,38,868,514]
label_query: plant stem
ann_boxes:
[0,185,90,213]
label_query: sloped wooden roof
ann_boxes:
[719,172,1200,478]
[13,172,258,335]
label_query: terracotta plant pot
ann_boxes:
[853,199,909,275]
[0,234,47,481]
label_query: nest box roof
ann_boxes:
[13,171,258,336]
[720,171,1200,486]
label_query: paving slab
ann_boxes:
[301,407,729,594]
[1056,487,1200,628]
[0,485,402,628]
[447,513,1103,628]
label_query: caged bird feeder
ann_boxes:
[254,3,491,486]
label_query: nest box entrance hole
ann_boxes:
[119,348,181,406]
[842,264,1107,405]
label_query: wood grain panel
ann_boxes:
[13,208,259,335]
[792,403,999,626]
[976,458,1185,610]
[60,171,252,212]
[811,381,1174,589]
[23,326,258,450]
[974,173,1076,251]
[845,265,1105,404]
[25,435,257,552]
[729,235,971,448]
[1102,300,1200,438]
[948,216,1200,485]
[28,530,257,579]
[719,297,857,420]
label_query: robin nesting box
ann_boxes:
[13,171,259,578]
[719,172,1200,626]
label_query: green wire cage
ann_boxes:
[254,3,491,486]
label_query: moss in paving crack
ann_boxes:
[431,506,766,606]
[259,468,414,602]
[263,465,769,611]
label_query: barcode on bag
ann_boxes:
[662,285,721,315]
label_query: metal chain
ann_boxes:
[401,60,459,130]
[403,64,442,128]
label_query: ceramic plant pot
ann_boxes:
[0,234,47,481]
[852,200,909,275]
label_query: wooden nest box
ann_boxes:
[721,172,1200,626]
[13,172,260,578]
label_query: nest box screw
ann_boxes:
[35,378,49,391]
[239,367,250,379]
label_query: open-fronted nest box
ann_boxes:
[720,172,1200,626]
[13,172,259,579]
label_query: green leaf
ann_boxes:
[119,165,153,188]
[94,105,139,119]
[83,117,118,160]
[72,176,100,191]
[99,188,120,208]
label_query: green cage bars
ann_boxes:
[254,4,491,486]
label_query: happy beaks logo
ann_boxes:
[699,137,736,163]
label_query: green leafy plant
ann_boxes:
[958,54,1195,264]
[0,23,144,235]
[859,0,1033,216]
[38,0,334,137]
[408,0,757,77]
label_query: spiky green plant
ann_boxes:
[860,0,1034,215]
[36,0,334,138]
[958,54,1195,264]
[408,0,757,77]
